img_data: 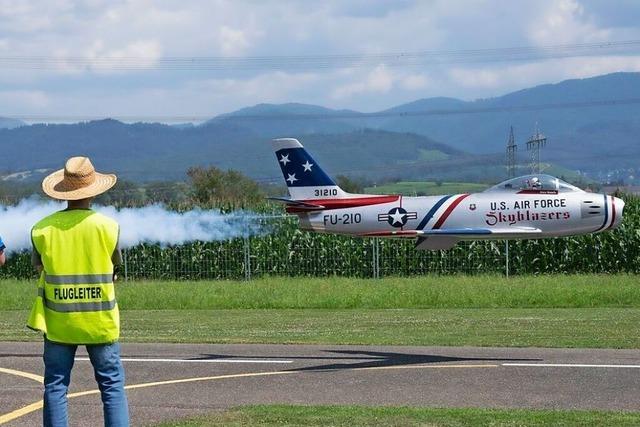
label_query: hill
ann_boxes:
[213,72,640,177]
[2,72,638,183]
[206,102,359,136]
[371,72,640,174]
[0,117,25,129]
[0,123,464,182]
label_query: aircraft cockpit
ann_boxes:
[485,174,583,194]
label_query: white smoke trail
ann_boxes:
[0,199,280,253]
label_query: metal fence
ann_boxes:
[1,236,512,281]
[3,212,639,280]
[115,238,509,281]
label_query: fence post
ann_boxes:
[505,240,510,278]
[244,236,251,281]
[123,247,129,282]
[372,238,380,279]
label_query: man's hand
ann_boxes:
[0,251,5,266]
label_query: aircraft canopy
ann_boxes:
[485,174,583,194]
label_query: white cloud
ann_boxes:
[192,71,321,104]
[400,74,430,90]
[219,26,251,56]
[88,40,162,73]
[449,55,640,93]
[14,71,326,120]
[332,64,394,99]
[0,0,640,119]
[0,90,50,109]
[528,0,610,45]
[449,68,502,89]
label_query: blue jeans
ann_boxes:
[43,338,129,427]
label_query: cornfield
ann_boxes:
[3,195,640,280]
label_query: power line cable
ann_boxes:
[1,40,639,71]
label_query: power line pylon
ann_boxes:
[526,125,547,174]
[506,126,517,178]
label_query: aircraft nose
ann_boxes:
[613,197,625,229]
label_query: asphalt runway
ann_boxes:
[2,342,640,426]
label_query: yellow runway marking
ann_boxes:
[0,401,44,425]
[0,363,497,425]
[0,367,44,384]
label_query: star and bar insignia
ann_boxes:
[378,207,418,228]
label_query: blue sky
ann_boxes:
[1,0,640,122]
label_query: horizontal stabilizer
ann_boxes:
[267,197,325,210]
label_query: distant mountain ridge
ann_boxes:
[1,72,639,183]
[0,122,463,182]
[0,117,25,129]
[212,72,640,175]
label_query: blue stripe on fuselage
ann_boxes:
[596,193,609,232]
[416,195,452,230]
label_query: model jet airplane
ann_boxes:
[270,138,624,250]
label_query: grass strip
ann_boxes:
[2,275,640,310]
[155,405,640,427]
[2,308,639,348]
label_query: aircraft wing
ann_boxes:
[360,227,542,250]
[360,227,541,238]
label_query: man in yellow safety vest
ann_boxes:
[29,157,129,427]
[0,235,5,266]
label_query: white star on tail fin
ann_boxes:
[279,154,290,165]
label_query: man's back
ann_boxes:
[30,209,121,345]
[33,210,118,274]
[30,156,129,426]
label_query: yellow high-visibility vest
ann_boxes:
[28,209,120,344]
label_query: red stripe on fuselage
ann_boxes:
[432,194,470,229]
[286,195,400,213]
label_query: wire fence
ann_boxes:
[125,238,508,280]
[3,231,638,281]
[2,194,639,280]
[113,233,512,280]
[113,233,640,279]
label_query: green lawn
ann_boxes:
[3,308,639,348]
[3,275,640,310]
[3,275,640,347]
[156,405,640,427]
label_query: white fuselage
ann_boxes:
[297,191,622,239]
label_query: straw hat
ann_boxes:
[42,157,117,200]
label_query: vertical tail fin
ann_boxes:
[272,138,348,200]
